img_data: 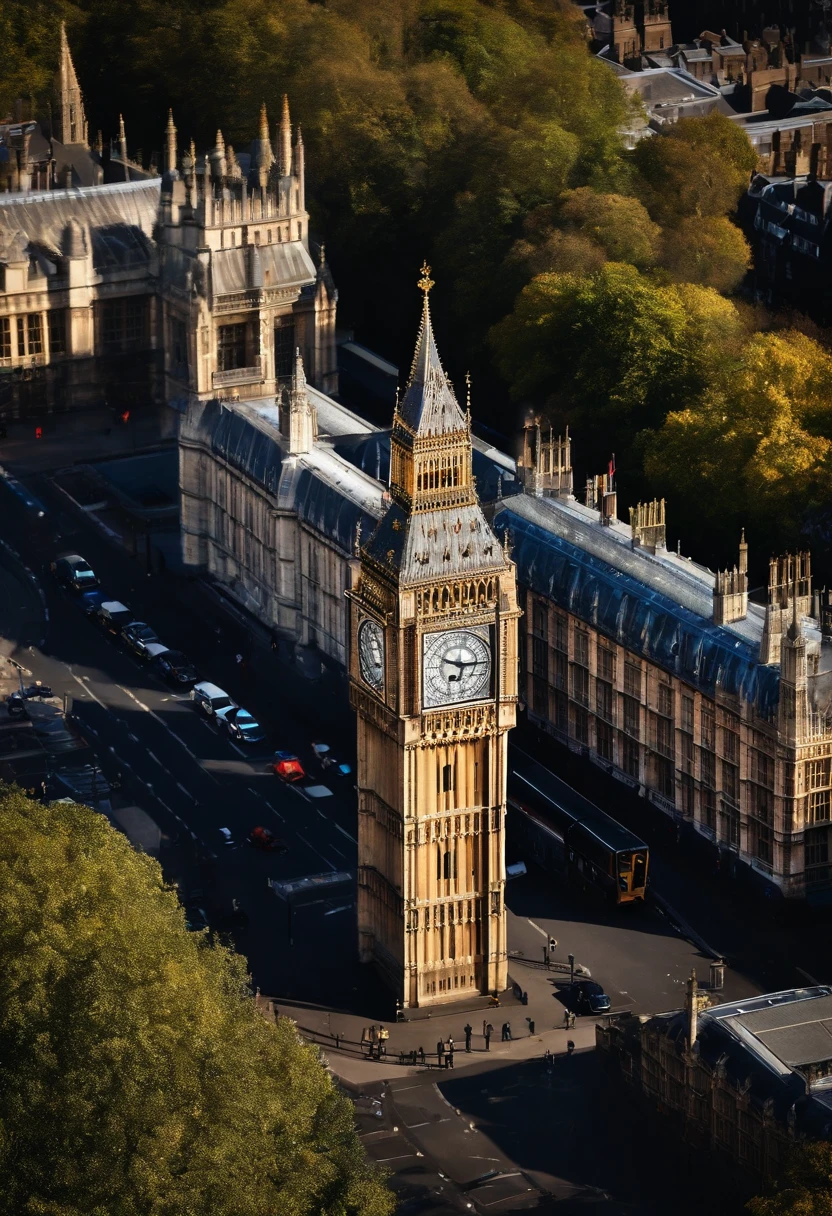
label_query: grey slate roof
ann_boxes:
[211,240,315,295]
[398,299,467,437]
[0,179,160,260]
[493,494,781,717]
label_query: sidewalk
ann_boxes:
[259,986,598,1084]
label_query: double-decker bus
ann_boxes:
[507,750,649,904]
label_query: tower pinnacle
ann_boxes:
[55,22,88,148]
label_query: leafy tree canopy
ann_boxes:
[0,786,393,1216]
[748,1142,832,1216]
[641,330,832,537]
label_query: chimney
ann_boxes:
[630,499,666,553]
[686,969,698,1049]
[714,529,749,625]
[518,418,573,499]
[760,550,813,664]
[810,142,821,180]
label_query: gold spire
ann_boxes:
[417,260,434,296]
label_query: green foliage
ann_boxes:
[748,1142,832,1215]
[490,263,741,438]
[0,786,393,1216]
[641,330,832,535]
[632,112,758,228]
[659,215,751,293]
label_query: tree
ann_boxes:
[0,786,394,1216]
[658,215,751,293]
[489,263,741,434]
[748,1142,832,1215]
[558,188,661,268]
[641,330,832,536]
[632,113,758,228]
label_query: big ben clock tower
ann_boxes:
[348,266,520,1008]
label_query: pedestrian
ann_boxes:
[543,1049,551,1067]
[485,1023,492,1051]
[543,945,549,966]
[567,1039,575,1056]
[568,1011,576,1030]
[436,1040,444,1069]
[419,1046,426,1065]
[447,1043,454,1069]
[506,1022,512,1041]
[334,1033,341,1050]
[379,1025,389,1057]
[411,1049,417,1065]
[464,1023,473,1052]
[399,1051,406,1065]
[482,1019,488,1038]
[501,1022,508,1042]
[563,1009,571,1030]
[528,1019,535,1035]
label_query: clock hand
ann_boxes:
[443,658,479,669]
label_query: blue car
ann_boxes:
[215,705,265,745]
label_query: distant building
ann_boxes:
[743,172,832,315]
[598,979,832,1187]
[0,24,337,420]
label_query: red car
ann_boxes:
[273,751,306,782]
[248,826,288,853]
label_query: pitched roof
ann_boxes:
[397,297,467,437]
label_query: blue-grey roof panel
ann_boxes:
[494,508,780,717]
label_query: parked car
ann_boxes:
[273,751,306,782]
[121,621,162,660]
[191,681,235,718]
[151,648,199,687]
[247,826,288,853]
[569,980,611,1015]
[215,705,265,745]
[95,600,133,637]
[79,588,110,618]
[311,741,352,778]
[51,553,99,593]
[143,642,170,665]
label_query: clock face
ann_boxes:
[358,619,385,692]
[423,628,492,709]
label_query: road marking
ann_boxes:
[247,786,285,822]
[334,823,357,844]
[376,1154,415,1163]
[323,903,352,916]
[68,670,109,709]
[527,919,549,937]
[390,1084,422,1093]
[176,782,196,800]
[115,685,218,782]
[405,1121,430,1129]
[297,832,336,871]
[147,751,162,766]
[290,784,310,802]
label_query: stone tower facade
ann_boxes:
[349,268,520,1008]
[157,98,338,406]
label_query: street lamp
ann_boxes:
[568,953,575,987]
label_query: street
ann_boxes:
[0,456,772,1214]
